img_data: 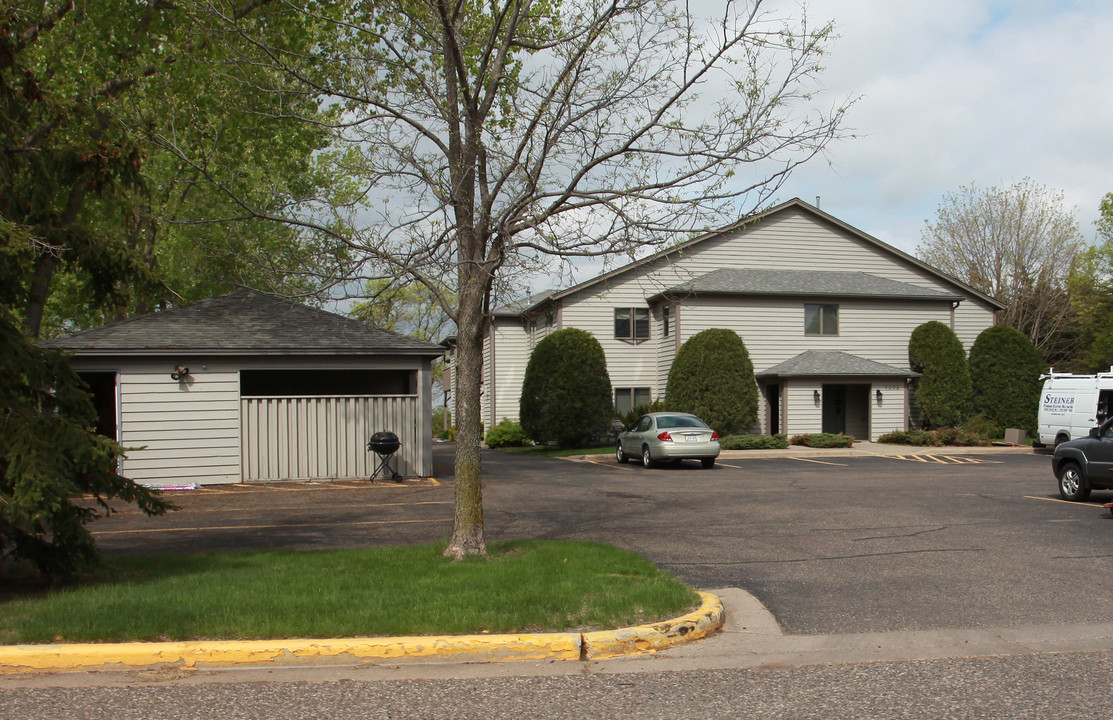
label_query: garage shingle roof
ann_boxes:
[655,268,963,301]
[40,290,444,357]
[758,350,915,378]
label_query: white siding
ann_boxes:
[678,297,952,373]
[71,355,435,486]
[483,204,998,439]
[483,318,533,427]
[785,382,824,436]
[954,301,998,350]
[872,380,909,438]
[117,362,241,485]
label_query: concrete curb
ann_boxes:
[0,592,723,674]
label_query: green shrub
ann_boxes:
[969,324,1043,434]
[519,328,613,448]
[878,421,993,447]
[665,328,758,435]
[619,400,667,429]
[437,426,456,441]
[719,434,790,450]
[908,321,972,427]
[484,419,530,448]
[961,413,1000,440]
[877,429,941,446]
[789,433,854,448]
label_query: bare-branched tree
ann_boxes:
[918,178,1085,366]
[175,0,854,558]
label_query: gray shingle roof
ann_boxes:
[657,268,963,301]
[40,290,444,357]
[758,350,915,378]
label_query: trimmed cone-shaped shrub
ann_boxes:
[519,328,613,448]
[908,321,972,427]
[968,324,1044,434]
[665,328,758,435]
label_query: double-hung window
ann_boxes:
[804,304,839,336]
[615,307,650,341]
[615,388,652,416]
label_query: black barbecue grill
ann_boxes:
[367,430,403,483]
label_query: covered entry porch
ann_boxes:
[758,351,916,442]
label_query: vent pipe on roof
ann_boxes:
[815,196,821,208]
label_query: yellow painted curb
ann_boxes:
[582,591,724,659]
[0,592,722,673]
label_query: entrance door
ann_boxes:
[765,384,780,435]
[821,384,845,434]
[822,384,870,438]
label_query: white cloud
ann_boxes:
[764,0,1113,251]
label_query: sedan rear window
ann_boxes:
[656,416,708,429]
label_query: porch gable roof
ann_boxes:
[757,350,916,378]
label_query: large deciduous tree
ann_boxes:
[3,0,342,341]
[918,179,1084,367]
[193,0,852,558]
[1,0,336,577]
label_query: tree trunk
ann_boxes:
[23,251,57,340]
[444,269,488,559]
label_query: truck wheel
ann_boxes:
[1057,462,1091,501]
[1054,434,1069,448]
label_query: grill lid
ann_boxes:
[368,431,401,454]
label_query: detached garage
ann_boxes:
[41,291,444,486]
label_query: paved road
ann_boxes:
[9,444,1113,717]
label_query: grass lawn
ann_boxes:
[0,541,698,644]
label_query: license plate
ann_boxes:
[684,434,701,442]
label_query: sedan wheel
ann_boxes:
[616,443,629,463]
[641,446,655,468]
[1058,462,1091,501]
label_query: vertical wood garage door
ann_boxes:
[241,396,420,481]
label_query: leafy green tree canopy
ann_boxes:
[666,328,758,435]
[968,324,1044,434]
[1067,192,1113,373]
[908,321,972,427]
[519,329,613,448]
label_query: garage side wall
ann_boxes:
[118,362,241,485]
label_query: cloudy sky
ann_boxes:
[767,0,1111,254]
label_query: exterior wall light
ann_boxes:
[876,389,883,404]
[171,365,190,381]
[813,389,821,404]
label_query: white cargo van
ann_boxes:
[1037,372,1113,447]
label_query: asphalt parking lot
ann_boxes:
[90,443,1113,636]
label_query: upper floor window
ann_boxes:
[805,304,838,336]
[662,306,670,338]
[615,307,650,341]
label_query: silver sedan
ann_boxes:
[616,412,720,469]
